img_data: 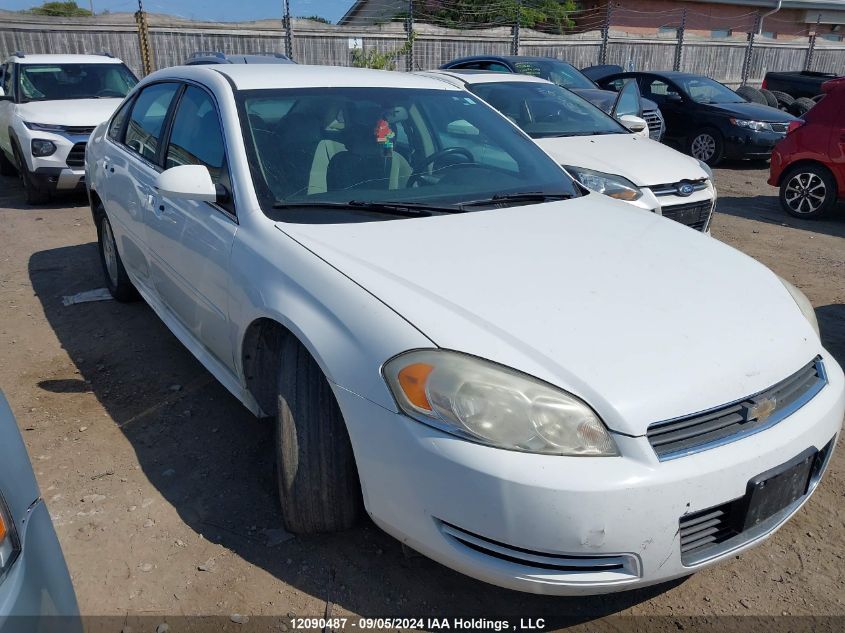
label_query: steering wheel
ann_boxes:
[408,147,475,187]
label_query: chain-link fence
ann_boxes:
[1,4,843,87]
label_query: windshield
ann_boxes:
[512,60,596,91]
[237,87,579,219]
[19,63,138,101]
[675,76,744,104]
[468,81,626,138]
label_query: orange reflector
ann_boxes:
[0,514,6,543]
[397,363,434,411]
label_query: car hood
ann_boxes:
[16,98,123,128]
[278,196,819,436]
[706,101,796,122]
[571,88,659,113]
[535,133,707,186]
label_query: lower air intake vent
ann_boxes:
[439,520,641,582]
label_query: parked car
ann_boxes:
[763,70,841,100]
[184,51,295,65]
[594,71,797,165]
[0,391,80,630]
[421,69,715,231]
[86,64,843,596]
[0,52,138,204]
[769,77,845,219]
[439,55,665,141]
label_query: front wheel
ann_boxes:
[97,212,139,301]
[13,146,50,205]
[275,335,362,534]
[688,128,724,166]
[779,164,837,219]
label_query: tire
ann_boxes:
[0,149,15,176]
[770,90,795,110]
[688,127,724,166]
[275,335,362,534]
[788,97,815,117]
[13,145,50,205]
[735,85,767,105]
[779,164,837,219]
[96,211,139,301]
[759,88,779,109]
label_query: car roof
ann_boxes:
[185,64,463,91]
[448,55,575,65]
[422,69,551,86]
[6,53,124,65]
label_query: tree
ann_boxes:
[298,15,331,24]
[29,1,92,16]
[415,0,576,33]
[351,32,415,70]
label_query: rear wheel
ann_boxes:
[688,128,724,166]
[779,164,837,219]
[13,145,50,205]
[275,335,362,534]
[97,211,139,301]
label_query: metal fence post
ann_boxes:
[673,7,686,71]
[740,12,760,86]
[405,0,414,71]
[805,15,820,71]
[283,0,293,60]
[599,1,613,65]
[511,0,521,56]
[134,0,153,75]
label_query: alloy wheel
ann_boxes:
[784,172,826,215]
[691,134,716,162]
[101,219,119,287]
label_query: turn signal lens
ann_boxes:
[397,363,434,411]
[0,514,6,542]
[0,494,19,584]
[787,120,805,135]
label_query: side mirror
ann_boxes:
[666,93,683,103]
[611,78,643,119]
[618,114,648,133]
[155,165,217,202]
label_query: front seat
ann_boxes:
[323,123,412,194]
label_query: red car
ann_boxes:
[769,77,845,218]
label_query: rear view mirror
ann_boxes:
[666,93,683,103]
[618,114,648,133]
[447,119,479,137]
[155,165,217,202]
[611,79,643,119]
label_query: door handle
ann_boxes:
[103,159,114,173]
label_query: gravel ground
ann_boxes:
[0,163,843,631]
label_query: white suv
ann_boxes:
[0,53,137,204]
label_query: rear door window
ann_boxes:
[124,82,180,164]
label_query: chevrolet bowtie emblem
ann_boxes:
[743,397,778,423]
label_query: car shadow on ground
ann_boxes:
[28,241,683,623]
[715,194,845,238]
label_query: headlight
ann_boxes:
[563,166,642,201]
[31,139,57,157]
[383,350,619,456]
[0,493,20,586]
[23,121,68,132]
[778,277,820,338]
[730,118,773,132]
[697,159,714,181]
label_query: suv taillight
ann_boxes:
[761,78,768,90]
[787,120,805,135]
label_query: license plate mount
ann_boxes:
[741,448,817,531]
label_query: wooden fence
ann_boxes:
[1,11,843,88]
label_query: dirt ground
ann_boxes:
[0,162,843,631]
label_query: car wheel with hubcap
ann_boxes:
[13,145,50,205]
[688,128,723,166]
[97,211,139,301]
[275,334,362,534]
[780,165,837,219]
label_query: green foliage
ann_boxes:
[416,0,576,34]
[29,1,92,16]
[351,32,416,70]
[298,15,331,24]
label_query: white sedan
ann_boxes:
[421,70,716,232]
[85,64,844,595]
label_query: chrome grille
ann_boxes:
[648,357,826,460]
[66,142,86,168]
[643,109,664,141]
[660,200,713,231]
[651,179,709,197]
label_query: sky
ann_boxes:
[2,0,356,23]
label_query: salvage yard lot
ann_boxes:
[0,164,843,627]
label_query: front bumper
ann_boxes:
[338,353,844,595]
[724,128,787,160]
[632,181,716,233]
[17,128,88,191]
[29,168,86,193]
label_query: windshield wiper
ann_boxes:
[460,191,576,208]
[271,199,457,216]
